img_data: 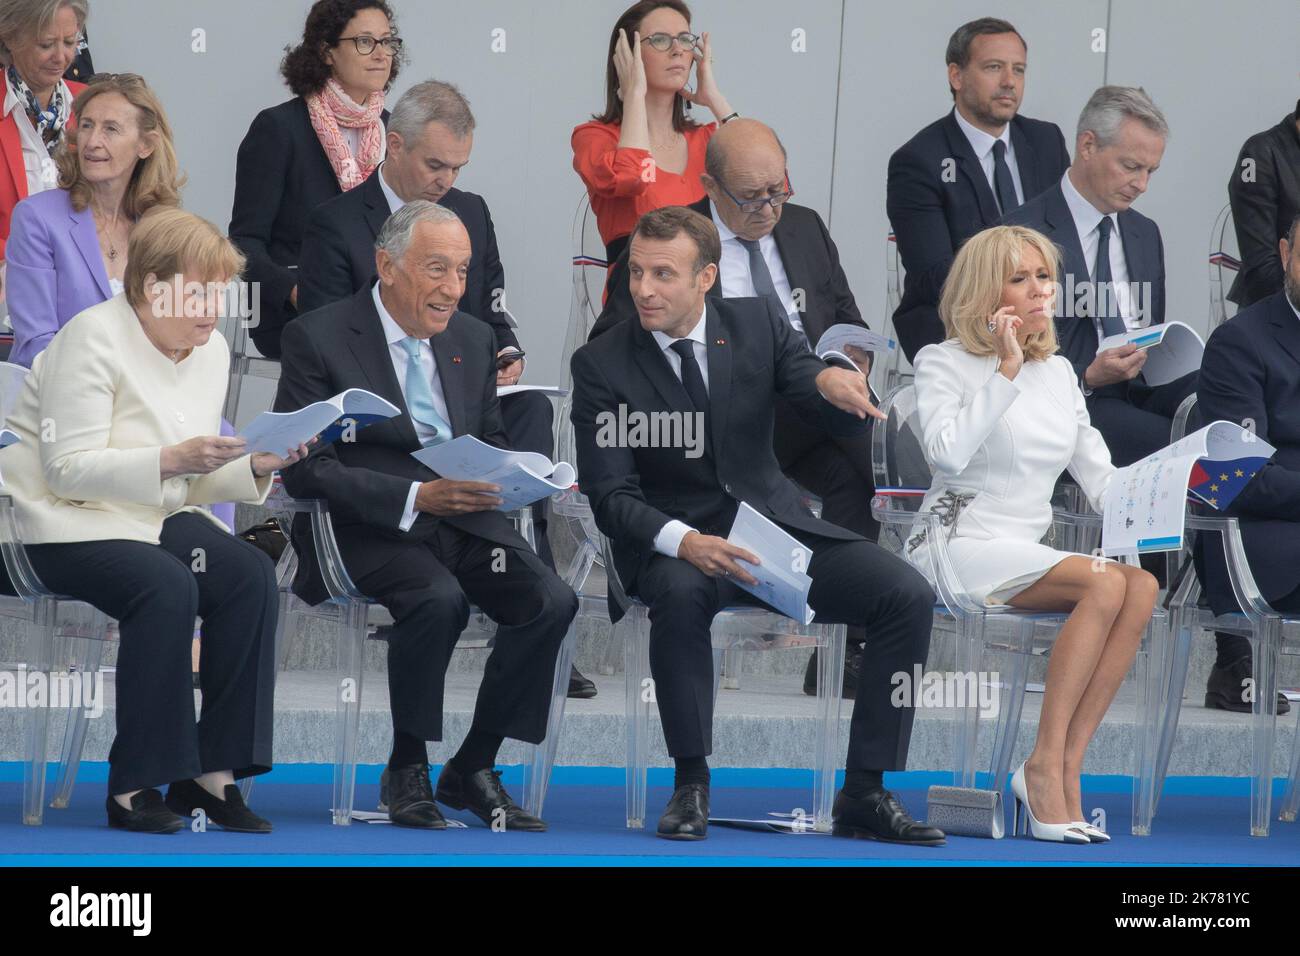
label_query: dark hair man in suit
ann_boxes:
[1194,213,1300,715]
[570,206,941,845]
[294,80,588,693]
[887,17,1070,362]
[592,117,878,698]
[276,201,579,831]
[1227,101,1300,309]
[1002,85,1196,468]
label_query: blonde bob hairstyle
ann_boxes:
[939,225,1060,362]
[56,73,183,218]
[124,207,245,309]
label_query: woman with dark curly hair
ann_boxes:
[229,0,403,359]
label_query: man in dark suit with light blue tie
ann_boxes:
[1193,214,1300,713]
[1002,85,1196,468]
[887,17,1071,361]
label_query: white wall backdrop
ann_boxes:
[85,0,1299,385]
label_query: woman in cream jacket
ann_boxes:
[0,208,307,833]
[906,225,1157,843]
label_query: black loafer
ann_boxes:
[803,642,862,699]
[831,787,945,846]
[435,764,547,831]
[568,664,597,699]
[379,763,448,829]
[165,778,272,833]
[656,783,709,840]
[1205,655,1292,715]
[106,788,185,834]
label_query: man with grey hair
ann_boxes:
[275,200,579,831]
[1003,85,1195,468]
[297,80,578,693]
[887,16,1070,361]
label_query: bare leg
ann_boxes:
[1006,557,1127,824]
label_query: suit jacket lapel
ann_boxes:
[943,110,1001,224]
[704,302,731,458]
[69,203,112,299]
[1116,210,1144,285]
[632,319,695,416]
[1043,185,1089,282]
[1269,293,1300,366]
[430,324,467,438]
[0,117,25,203]
[347,286,420,448]
[362,170,390,239]
[1009,119,1039,199]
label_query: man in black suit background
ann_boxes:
[1194,214,1300,713]
[1227,101,1300,309]
[1002,86,1196,468]
[593,118,877,697]
[276,201,578,831]
[887,17,1070,362]
[571,206,940,845]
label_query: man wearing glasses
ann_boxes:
[592,117,880,699]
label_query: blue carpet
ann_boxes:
[1,765,1297,866]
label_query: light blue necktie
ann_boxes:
[399,336,452,446]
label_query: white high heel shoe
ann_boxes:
[1072,821,1111,843]
[1010,763,1090,844]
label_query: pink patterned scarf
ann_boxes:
[305,79,384,191]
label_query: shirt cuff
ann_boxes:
[399,481,421,532]
[653,519,696,558]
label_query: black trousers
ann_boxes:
[1085,370,1198,467]
[632,529,934,770]
[353,522,577,745]
[16,512,278,795]
[501,390,557,570]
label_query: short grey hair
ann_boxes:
[388,79,476,142]
[375,200,463,261]
[704,123,788,184]
[0,0,87,66]
[1077,85,1169,148]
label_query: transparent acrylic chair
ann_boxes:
[870,383,1171,834]
[590,524,846,831]
[1207,202,1241,332]
[874,231,912,397]
[0,495,111,825]
[218,301,281,427]
[266,487,576,825]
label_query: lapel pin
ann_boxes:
[715,338,726,345]
[452,355,462,364]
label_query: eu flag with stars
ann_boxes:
[1188,457,1269,510]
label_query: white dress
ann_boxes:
[904,339,1117,606]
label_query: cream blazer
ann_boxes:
[0,294,271,545]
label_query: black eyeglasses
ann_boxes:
[714,171,795,215]
[337,34,403,55]
[641,31,699,53]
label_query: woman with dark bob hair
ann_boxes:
[229,0,404,359]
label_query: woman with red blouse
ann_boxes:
[572,0,737,266]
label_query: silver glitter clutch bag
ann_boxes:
[926,785,1004,839]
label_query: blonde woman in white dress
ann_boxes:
[906,225,1157,843]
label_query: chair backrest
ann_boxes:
[885,230,904,314]
[562,191,608,390]
[1171,392,1199,442]
[870,383,933,494]
[1208,202,1241,331]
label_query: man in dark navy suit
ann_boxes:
[571,207,940,845]
[1003,86,1196,469]
[1194,214,1300,714]
[887,17,1070,361]
[277,202,578,830]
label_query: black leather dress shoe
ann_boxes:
[831,787,946,846]
[803,642,862,699]
[435,764,547,831]
[379,763,448,829]
[1205,655,1291,714]
[106,788,185,834]
[656,783,709,840]
[165,778,272,833]
[568,664,597,699]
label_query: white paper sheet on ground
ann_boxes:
[1102,421,1276,556]
[708,815,827,833]
[411,434,576,511]
[238,388,401,454]
[725,502,815,625]
[1098,321,1204,387]
[346,810,468,826]
[497,384,569,397]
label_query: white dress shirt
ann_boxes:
[372,283,454,531]
[953,106,1024,207]
[710,202,804,334]
[649,305,708,558]
[2,75,61,199]
[1060,170,1140,340]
